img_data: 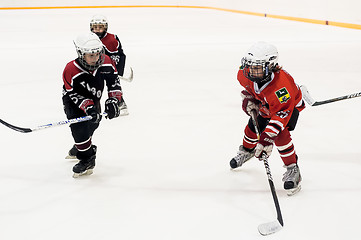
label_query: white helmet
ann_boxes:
[74,32,105,71]
[90,14,108,37]
[241,42,279,83]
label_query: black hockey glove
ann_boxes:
[85,105,102,124]
[105,98,121,119]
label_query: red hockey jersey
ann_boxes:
[237,69,305,137]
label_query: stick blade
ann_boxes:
[258,220,283,236]
[119,67,133,82]
[0,119,32,133]
[300,85,316,106]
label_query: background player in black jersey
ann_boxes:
[90,15,126,76]
[90,14,129,112]
[62,32,128,177]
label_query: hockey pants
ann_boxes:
[63,96,99,161]
[242,109,300,165]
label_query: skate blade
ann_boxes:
[119,109,129,116]
[286,184,301,196]
[73,169,93,178]
[65,155,77,160]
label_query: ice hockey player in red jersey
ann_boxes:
[62,32,128,177]
[230,42,305,195]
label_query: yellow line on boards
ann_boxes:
[1,5,360,30]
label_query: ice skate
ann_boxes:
[72,156,96,178]
[282,163,302,196]
[230,145,255,169]
[119,99,129,116]
[65,145,78,159]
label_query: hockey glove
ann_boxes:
[86,105,102,124]
[110,55,120,65]
[241,90,260,116]
[255,132,275,159]
[105,98,121,119]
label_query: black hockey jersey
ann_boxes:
[100,32,126,76]
[62,55,123,113]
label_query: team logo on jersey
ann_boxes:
[275,87,290,103]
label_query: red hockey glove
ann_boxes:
[255,132,275,159]
[241,90,260,116]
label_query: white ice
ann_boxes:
[0,6,361,240]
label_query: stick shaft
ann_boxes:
[32,115,93,131]
[0,113,107,133]
[250,110,283,226]
[301,85,361,106]
[312,92,361,106]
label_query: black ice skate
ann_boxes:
[72,156,96,178]
[282,163,302,196]
[230,145,255,169]
[65,145,78,159]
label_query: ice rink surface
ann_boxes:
[0,6,361,240]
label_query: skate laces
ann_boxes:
[282,164,299,182]
[235,147,254,162]
[234,151,243,162]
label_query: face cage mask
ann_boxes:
[90,23,108,38]
[78,49,105,71]
[241,59,272,83]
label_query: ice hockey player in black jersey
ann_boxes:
[62,32,128,177]
[90,14,129,114]
[90,15,126,76]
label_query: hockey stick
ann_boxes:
[300,85,361,106]
[250,110,283,236]
[0,113,108,133]
[119,67,133,82]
